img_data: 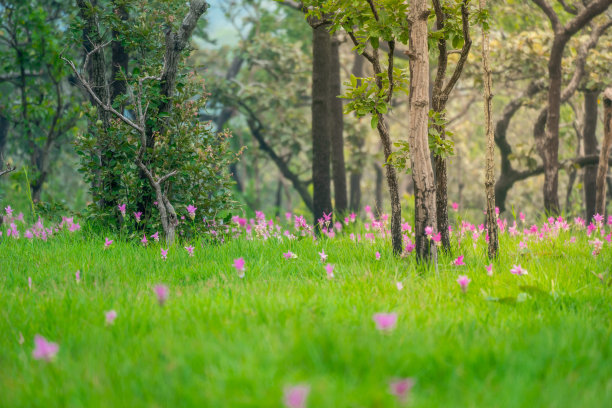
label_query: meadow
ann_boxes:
[1,209,611,407]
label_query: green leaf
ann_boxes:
[371,114,379,129]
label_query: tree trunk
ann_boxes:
[480,0,498,259]
[408,0,437,261]
[349,172,362,212]
[583,90,599,221]
[110,0,129,105]
[595,88,612,215]
[0,112,8,162]
[374,162,383,217]
[312,23,333,226]
[330,33,348,215]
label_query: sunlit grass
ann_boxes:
[1,228,611,407]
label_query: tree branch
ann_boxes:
[532,0,561,32]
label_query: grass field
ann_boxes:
[1,215,612,407]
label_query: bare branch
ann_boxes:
[558,0,578,14]
[532,0,561,32]
[442,0,472,101]
[347,31,377,65]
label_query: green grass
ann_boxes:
[1,230,611,407]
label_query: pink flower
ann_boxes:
[5,205,13,216]
[375,251,381,260]
[519,212,525,222]
[457,275,471,293]
[283,384,310,408]
[373,313,397,331]
[325,263,334,279]
[151,231,159,242]
[117,204,126,217]
[75,270,81,283]
[161,248,168,260]
[396,281,404,291]
[133,212,142,222]
[318,249,328,263]
[105,310,117,325]
[28,277,32,290]
[186,204,197,220]
[593,213,604,224]
[283,251,297,260]
[590,239,604,257]
[510,264,528,276]
[608,215,612,226]
[104,237,113,249]
[452,255,465,266]
[154,284,169,306]
[234,257,246,278]
[389,378,416,403]
[404,241,415,254]
[185,245,195,257]
[432,232,441,243]
[425,226,433,237]
[32,335,59,361]
[141,235,148,246]
[451,202,459,211]
[486,264,493,276]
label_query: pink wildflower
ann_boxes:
[510,264,528,276]
[185,245,195,257]
[117,204,126,218]
[318,249,328,263]
[161,248,168,260]
[432,232,441,244]
[451,202,459,211]
[28,277,32,290]
[283,251,297,260]
[151,231,159,242]
[593,213,604,224]
[396,281,404,291]
[425,226,433,237]
[283,384,310,408]
[234,257,246,278]
[452,255,465,266]
[186,205,197,220]
[5,205,13,216]
[141,235,148,246]
[375,251,381,260]
[325,263,334,279]
[486,264,493,276]
[105,310,117,325]
[133,212,142,223]
[104,237,113,249]
[154,284,169,306]
[590,239,604,257]
[457,275,471,293]
[373,313,397,331]
[389,378,416,403]
[75,270,81,284]
[32,335,59,361]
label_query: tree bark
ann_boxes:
[583,90,599,221]
[110,0,129,105]
[408,0,437,261]
[480,0,498,259]
[312,22,333,226]
[431,0,471,252]
[374,162,383,217]
[531,0,612,214]
[330,33,348,215]
[0,112,8,163]
[595,88,612,215]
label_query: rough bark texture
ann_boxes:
[531,0,612,214]
[110,0,129,104]
[330,33,348,215]
[77,0,113,208]
[431,0,471,252]
[312,22,333,226]
[374,162,383,216]
[408,0,437,261]
[595,88,612,215]
[480,0,498,259]
[583,90,599,221]
[0,113,8,165]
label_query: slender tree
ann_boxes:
[480,0,498,258]
[595,87,612,215]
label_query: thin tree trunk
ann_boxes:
[480,0,498,259]
[408,0,437,261]
[110,0,129,104]
[0,113,8,162]
[583,90,599,221]
[312,22,333,226]
[595,88,612,215]
[349,172,362,212]
[274,178,283,217]
[374,162,383,217]
[330,33,348,215]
